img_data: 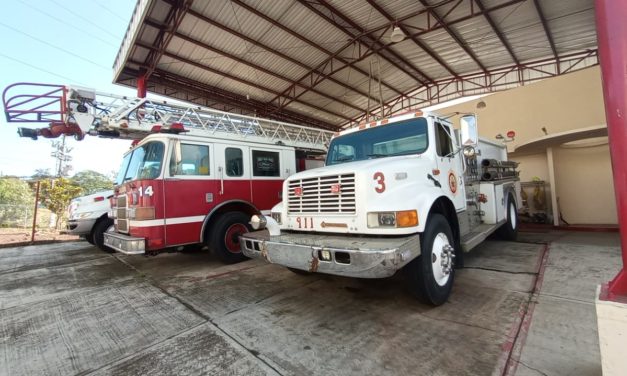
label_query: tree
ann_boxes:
[32,169,53,180]
[0,178,34,226]
[71,170,114,195]
[40,178,83,229]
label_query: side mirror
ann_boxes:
[460,114,478,146]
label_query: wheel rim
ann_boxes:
[431,232,454,286]
[224,223,248,253]
[509,201,517,230]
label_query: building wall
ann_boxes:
[439,66,617,224]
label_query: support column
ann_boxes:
[546,147,559,226]
[595,1,627,374]
[137,74,147,98]
[595,0,627,300]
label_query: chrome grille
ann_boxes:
[288,173,356,214]
[115,195,129,233]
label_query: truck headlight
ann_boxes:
[250,215,267,230]
[368,210,418,228]
[271,212,282,225]
[71,212,93,220]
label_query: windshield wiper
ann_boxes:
[335,155,354,162]
[367,153,388,159]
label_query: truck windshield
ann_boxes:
[326,118,428,165]
[115,141,165,185]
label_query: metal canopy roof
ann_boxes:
[113,0,598,131]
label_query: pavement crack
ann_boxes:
[112,255,210,321]
[517,360,549,376]
[464,266,538,275]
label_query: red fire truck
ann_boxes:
[2,83,333,262]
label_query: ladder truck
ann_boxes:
[240,111,521,304]
[3,83,334,262]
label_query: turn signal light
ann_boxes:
[396,210,418,227]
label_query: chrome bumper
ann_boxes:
[103,232,145,255]
[240,230,421,278]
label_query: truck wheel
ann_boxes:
[496,193,518,241]
[404,214,455,306]
[92,217,114,253]
[209,212,251,264]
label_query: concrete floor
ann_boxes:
[0,231,621,376]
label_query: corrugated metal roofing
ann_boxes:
[114,0,598,130]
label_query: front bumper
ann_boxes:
[62,219,97,236]
[240,230,421,278]
[103,232,145,255]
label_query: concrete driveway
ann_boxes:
[0,231,620,375]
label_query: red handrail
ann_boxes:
[2,82,66,123]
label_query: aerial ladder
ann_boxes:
[2,82,334,151]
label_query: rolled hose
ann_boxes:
[481,158,518,168]
[481,170,517,181]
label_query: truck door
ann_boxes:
[434,121,466,211]
[163,141,217,246]
[250,147,285,210]
[214,144,252,203]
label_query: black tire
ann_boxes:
[85,234,95,245]
[403,214,455,306]
[287,267,311,275]
[496,193,518,241]
[209,212,251,264]
[92,217,114,253]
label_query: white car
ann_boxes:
[66,190,114,251]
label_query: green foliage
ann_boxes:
[0,178,35,226]
[40,178,83,229]
[0,177,33,206]
[71,170,113,195]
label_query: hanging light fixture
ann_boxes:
[390,26,406,43]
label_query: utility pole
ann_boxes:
[50,135,73,177]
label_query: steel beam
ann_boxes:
[533,0,559,65]
[416,0,487,72]
[183,8,376,104]
[141,69,339,130]
[295,0,432,85]
[595,0,627,301]
[143,19,364,114]
[474,0,520,65]
[143,0,191,80]
[131,45,353,123]
[228,0,405,114]
[348,50,598,125]
[364,0,459,77]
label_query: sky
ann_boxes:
[0,0,484,179]
[0,0,137,178]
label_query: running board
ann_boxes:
[460,220,506,252]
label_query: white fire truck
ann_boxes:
[240,111,521,305]
[3,83,333,263]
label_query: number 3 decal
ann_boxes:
[373,172,385,193]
